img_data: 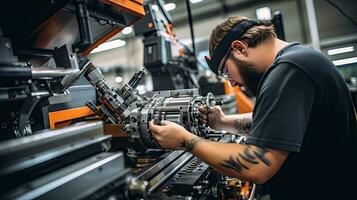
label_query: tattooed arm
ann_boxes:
[149,120,287,184]
[222,112,253,135]
[183,135,288,184]
[199,105,252,134]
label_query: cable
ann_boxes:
[185,0,198,70]
[325,0,357,28]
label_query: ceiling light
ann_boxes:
[163,3,176,11]
[91,39,126,54]
[332,57,357,66]
[190,0,203,3]
[327,46,354,55]
[122,27,133,35]
[256,7,272,20]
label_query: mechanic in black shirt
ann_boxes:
[149,16,357,200]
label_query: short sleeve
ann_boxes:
[245,63,316,152]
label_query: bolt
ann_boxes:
[1,122,7,128]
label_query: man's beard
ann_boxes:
[231,56,264,96]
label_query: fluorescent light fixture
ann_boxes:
[327,46,354,55]
[256,7,272,20]
[115,76,123,83]
[151,5,159,11]
[163,3,176,11]
[332,57,357,66]
[122,27,133,35]
[190,0,203,3]
[151,3,176,12]
[91,39,126,54]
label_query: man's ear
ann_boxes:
[231,40,248,56]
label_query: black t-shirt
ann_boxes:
[245,43,357,200]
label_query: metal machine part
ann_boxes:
[134,0,199,90]
[82,62,218,152]
[2,152,129,200]
[0,121,137,200]
[1,0,144,55]
[0,0,145,139]
[0,121,111,193]
[0,36,75,137]
[168,157,211,196]
[124,134,248,200]
[83,61,145,124]
[126,89,216,152]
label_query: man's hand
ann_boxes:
[199,106,253,134]
[149,120,194,150]
[199,105,227,130]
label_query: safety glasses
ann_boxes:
[217,47,232,80]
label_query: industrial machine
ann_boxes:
[0,0,145,138]
[0,0,254,199]
[0,65,252,199]
[81,60,217,152]
[134,0,199,90]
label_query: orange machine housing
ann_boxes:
[81,0,145,55]
[224,80,254,113]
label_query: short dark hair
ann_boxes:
[209,16,277,56]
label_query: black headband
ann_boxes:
[205,20,257,75]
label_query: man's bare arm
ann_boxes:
[199,106,252,134]
[183,135,288,184]
[221,112,253,134]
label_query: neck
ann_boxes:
[259,38,290,71]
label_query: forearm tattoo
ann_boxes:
[220,145,271,174]
[234,118,252,134]
[182,137,206,152]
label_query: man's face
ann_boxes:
[225,54,264,96]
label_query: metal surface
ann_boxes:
[0,121,111,194]
[169,157,210,196]
[1,152,128,200]
[135,150,193,193]
[17,95,42,137]
[0,121,104,161]
[60,60,92,92]
[136,151,185,181]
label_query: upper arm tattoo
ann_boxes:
[234,118,252,134]
[220,145,271,174]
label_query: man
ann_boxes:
[149,16,357,200]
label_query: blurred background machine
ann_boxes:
[0,0,145,138]
[134,0,199,91]
[0,0,254,199]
